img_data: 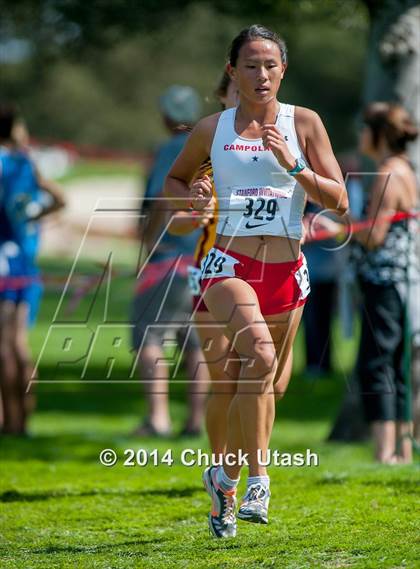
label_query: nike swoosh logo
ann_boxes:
[245,221,269,229]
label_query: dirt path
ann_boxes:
[40,176,142,259]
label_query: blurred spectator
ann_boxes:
[337,155,364,340]
[353,102,419,464]
[131,85,208,437]
[0,103,65,435]
[302,152,366,378]
[302,201,342,378]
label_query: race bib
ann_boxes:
[200,248,239,280]
[0,242,20,276]
[226,176,296,235]
[187,265,201,295]
[294,256,311,300]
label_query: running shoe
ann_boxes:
[237,483,270,524]
[203,466,237,538]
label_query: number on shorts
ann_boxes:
[203,252,226,275]
[294,262,311,299]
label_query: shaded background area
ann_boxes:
[1,0,368,152]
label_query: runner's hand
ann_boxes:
[198,195,216,227]
[195,207,214,228]
[191,175,212,210]
[261,124,296,170]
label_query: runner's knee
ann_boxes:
[252,343,277,377]
[239,344,277,393]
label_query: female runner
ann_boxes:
[169,72,293,453]
[165,25,348,538]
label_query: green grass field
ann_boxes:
[1,255,419,569]
[56,158,142,183]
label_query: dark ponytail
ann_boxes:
[228,25,287,67]
[214,70,231,101]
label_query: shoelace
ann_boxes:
[245,483,267,503]
[221,493,236,524]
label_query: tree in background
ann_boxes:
[0,1,367,152]
[364,0,419,176]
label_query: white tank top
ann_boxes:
[210,103,306,239]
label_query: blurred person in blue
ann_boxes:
[0,103,65,435]
[131,85,208,437]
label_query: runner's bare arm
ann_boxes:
[33,167,66,219]
[294,107,348,216]
[164,114,219,209]
[168,200,215,236]
[167,212,199,235]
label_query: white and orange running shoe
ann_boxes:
[202,466,237,538]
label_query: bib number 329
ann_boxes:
[243,197,277,222]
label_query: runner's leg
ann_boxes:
[14,302,34,431]
[0,301,24,433]
[195,310,238,454]
[204,279,277,478]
